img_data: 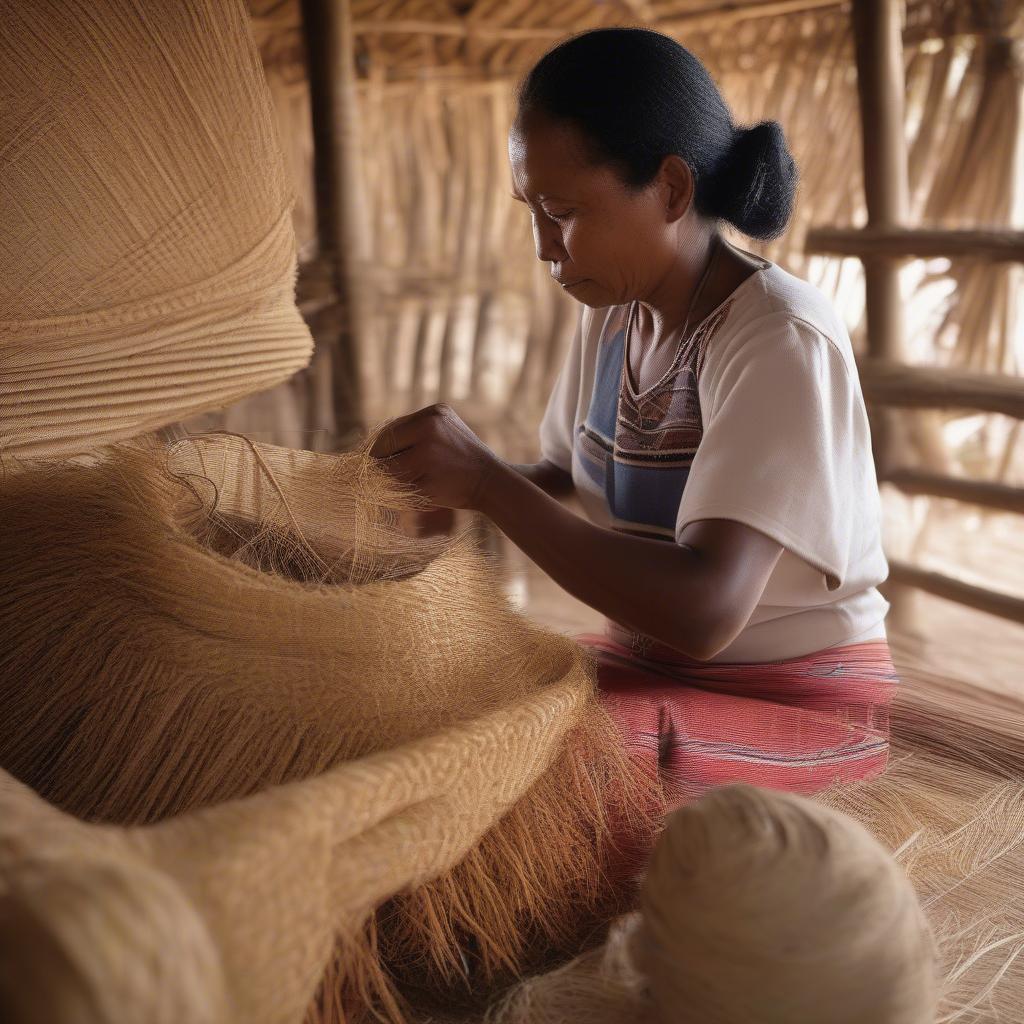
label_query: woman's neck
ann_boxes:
[635,233,763,346]
[634,232,720,346]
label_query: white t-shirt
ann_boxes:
[538,252,890,663]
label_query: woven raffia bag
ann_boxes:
[0,2,651,1020]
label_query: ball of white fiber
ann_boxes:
[634,784,939,1024]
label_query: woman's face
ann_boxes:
[508,112,694,309]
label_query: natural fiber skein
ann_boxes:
[0,0,313,458]
[634,784,939,1024]
[488,785,938,1024]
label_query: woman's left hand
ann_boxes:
[368,403,503,511]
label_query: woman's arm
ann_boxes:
[508,459,574,499]
[477,461,783,661]
[369,403,783,661]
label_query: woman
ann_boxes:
[371,27,897,807]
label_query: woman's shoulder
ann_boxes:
[720,261,858,379]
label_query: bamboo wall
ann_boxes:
[187,0,1022,505]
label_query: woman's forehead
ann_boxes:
[508,118,612,200]
[509,118,587,178]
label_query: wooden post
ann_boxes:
[301,0,368,446]
[851,0,922,633]
[852,0,908,375]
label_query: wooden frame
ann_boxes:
[857,362,1024,420]
[835,0,1024,626]
[806,227,1024,262]
[301,0,366,443]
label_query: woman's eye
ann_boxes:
[544,209,573,221]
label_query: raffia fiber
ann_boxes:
[0,667,598,1024]
[0,431,654,1022]
[0,0,313,458]
[814,665,1024,1022]
[488,785,941,1024]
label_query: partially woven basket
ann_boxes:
[0,433,652,1021]
[0,2,653,1019]
[0,0,312,457]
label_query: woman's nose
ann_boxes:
[532,215,566,263]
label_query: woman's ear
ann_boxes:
[659,155,696,223]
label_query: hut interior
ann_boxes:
[3,0,1024,1021]
[192,0,1024,1011]
[186,0,1024,675]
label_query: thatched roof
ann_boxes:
[250,0,1022,80]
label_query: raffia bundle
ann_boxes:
[0,1,655,1018]
[0,431,651,1021]
[0,0,312,458]
[0,663,598,1024]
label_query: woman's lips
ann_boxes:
[559,279,587,288]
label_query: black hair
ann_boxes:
[515,27,798,241]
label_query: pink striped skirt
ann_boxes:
[579,631,898,811]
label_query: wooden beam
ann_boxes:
[353,0,844,38]
[887,560,1024,624]
[858,361,1024,419]
[849,0,927,635]
[806,227,1024,262]
[882,469,1024,515]
[301,0,367,440]
[353,20,563,39]
[851,0,910,363]
[660,0,842,31]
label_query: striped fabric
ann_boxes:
[573,301,735,540]
[580,632,897,810]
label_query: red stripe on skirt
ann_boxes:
[579,632,898,812]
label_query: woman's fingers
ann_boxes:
[377,448,423,485]
[368,409,428,459]
[368,403,494,511]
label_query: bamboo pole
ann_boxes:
[301,0,368,445]
[858,361,1024,419]
[352,0,845,38]
[882,469,1024,516]
[806,227,1024,262]
[887,560,1024,625]
[851,0,923,631]
[852,0,909,365]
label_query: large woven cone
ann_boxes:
[0,672,591,1024]
[0,0,312,458]
[0,433,654,1021]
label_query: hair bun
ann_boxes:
[708,120,798,240]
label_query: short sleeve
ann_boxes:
[676,315,869,592]
[538,308,585,473]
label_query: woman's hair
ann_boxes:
[515,28,798,240]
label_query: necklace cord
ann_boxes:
[625,235,723,394]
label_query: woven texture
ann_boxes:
[0,0,313,457]
[0,675,594,1024]
[0,433,652,1021]
[0,3,654,1017]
